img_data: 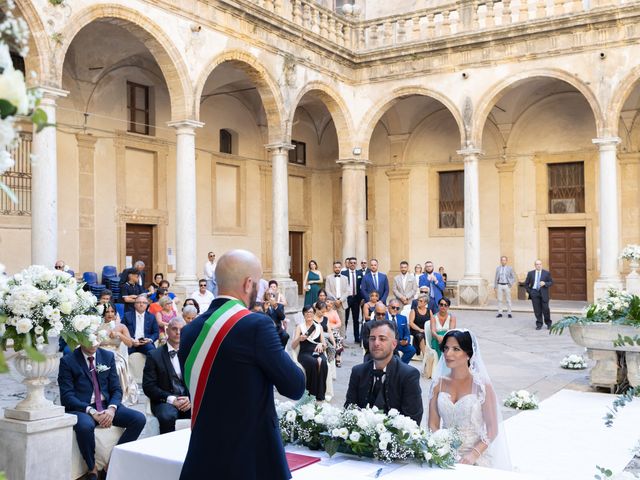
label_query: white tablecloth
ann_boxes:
[106,428,541,480]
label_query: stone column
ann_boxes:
[385,168,410,275]
[266,143,299,309]
[593,137,623,299]
[496,160,517,298]
[457,147,488,305]
[338,158,368,261]
[168,120,203,298]
[76,134,97,274]
[31,87,67,267]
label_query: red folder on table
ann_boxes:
[286,452,321,472]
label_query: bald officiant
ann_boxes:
[179,250,305,480]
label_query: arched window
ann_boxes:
[220,129,233,154]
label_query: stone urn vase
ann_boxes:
[4,340,64,421]
[569,323,640,390]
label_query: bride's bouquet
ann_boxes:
[560,354,587,370]
[504,390,539,410]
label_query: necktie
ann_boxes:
[335,274,341,278]
[534,270,541,289]
[88,356,104,412]
[373,274,378,290]
[351,271,356,295]
[169,350,178,358]
[368,370,385,408]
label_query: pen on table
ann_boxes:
[375,467,383,478]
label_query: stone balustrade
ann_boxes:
[237,0,630,52]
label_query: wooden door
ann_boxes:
[289,231,303,294]
[548,227,587,301]
[126,224,154,288]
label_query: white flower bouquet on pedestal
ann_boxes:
[560,354,587,370]
[504,390,539,410]
[620,245,640,263]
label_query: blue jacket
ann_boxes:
[178,298,305,480]
[419,272,446,304]
[122,310,159,343]
[58,347,122,412]
[360,271,390,303]
[392,313,411,343]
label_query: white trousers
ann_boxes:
[497,284,512,314]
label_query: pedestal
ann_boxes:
[594,279,624,301]
[0,413,77,480]
[457,278,488,306]
[625,261,640,295]
[278,278,300,314]
[627,352,640,388]
[587,349,618,391]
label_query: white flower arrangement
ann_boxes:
[95,363,110,373]
[560,354,587,370]
[620,244,640,262]
[504,390,539,410]
[275,395,459,468]
[0,265,101,357]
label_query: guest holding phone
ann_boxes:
[292,305,328,401]
[121,295,158,356]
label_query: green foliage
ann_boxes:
[594,465,613,479]
[30,107,51,133]
[613,334,640,348]
[0,350,7,374]
[603,386,640,428]
[49,0,65,4]
[0,99,17,119]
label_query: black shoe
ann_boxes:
[535,325,542,330]
[546,324,551,330]
[508,314,513,318]
[496,314,503,318]
[85,473,98,480]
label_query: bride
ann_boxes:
[427,329,511,470]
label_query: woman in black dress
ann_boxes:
[409,293,431,356]
[292,305,328,401]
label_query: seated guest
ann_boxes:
[190,279,214,313]
[98,289,113,305]
[148,287,168,316]
[345,319,423,424]
[361,302,387,361]
[149,280,176,303]
[430,296,456,359]
[121,270,144,314]
[58,343,146,480]
[183,298,200,314]
[142,317,191,434]
[155,296,177,344]
[121,295,158,356]
[325,296,344,367]
[262,291,288,347]
[410,286,430,310]
[409,293,431,357]
[181,305,198,324]
[268,279,287,306]
[362,290,380,320]
[148,272,164,294]
[291,305,328,401]
[387,299,416,364]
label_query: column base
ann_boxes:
[0,413,77,480]
[457,277,489,306]
[274,278,300,313]
[594,278,624,300]
[173,279,199,304]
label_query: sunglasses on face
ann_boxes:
[55,266,63,270]
[199,284,206,287]
[439,303,448,307]
[389,306,399,310]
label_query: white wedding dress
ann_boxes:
[437,391,492,467]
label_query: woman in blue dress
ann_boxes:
[303,260,323,306]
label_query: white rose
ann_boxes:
[71,315,90,332]
[517,390,529,397]
[379,431,392,443]
[34,325,44,335]
[285,410,297,423]
[0,117,16,149]
[313,414,324,424]
[379,441,388,451]
[331,428,341,438]
[88,333,97,345]
[15,317,33,334]
[437,445,450,456]
[387,408,399,417]
[0,68,29,115]
[35,335,44,344]
[422,451,432,461]
[339,428,349,440]
[59,302,73,315]
[375,423,387,434]
[349,431,361,442]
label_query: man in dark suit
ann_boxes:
[58,345,146,480]
[358,259,369,277]
[419,261,446,314]
[178,249,305,480]
[525,259,554,330]
[387,299,416,364]
[121,295,158,355]
[143,317,191,434]
[360,259,390,304]
[345,319,423,424]
[119,260,146,289]
[342,257,364,343]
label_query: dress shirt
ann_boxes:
[373,272,379,290]
[134,311,146,339]
[190,289,215,312]
[334,274,342,298]
[349,270,356,295]
[204,261,216,281]
[498,267,506,284]
[534,270,541,290]
[81,350,116,412]
[401,274,407,291]
[166,344,182,406]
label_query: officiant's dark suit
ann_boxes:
[525,262,554,329]
[58,347,146,472]
[342,259,364,343]
[178,297,306,480]
[142,344,191,433]
[345,354,423,424]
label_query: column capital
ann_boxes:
[167,120,204,131]
[265,142,295,153]
[337,157,370,168]
[385,168,411,180]
[75,133,97,149]
[592,137,621,149]
[495,160,516,173]
[457,147,483,159]
[37,86,69,100]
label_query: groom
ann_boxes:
[179,250,305,480]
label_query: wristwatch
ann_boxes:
[88,407,97,415]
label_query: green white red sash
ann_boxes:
[184,298,250,426]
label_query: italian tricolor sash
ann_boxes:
[184,299,250,426]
